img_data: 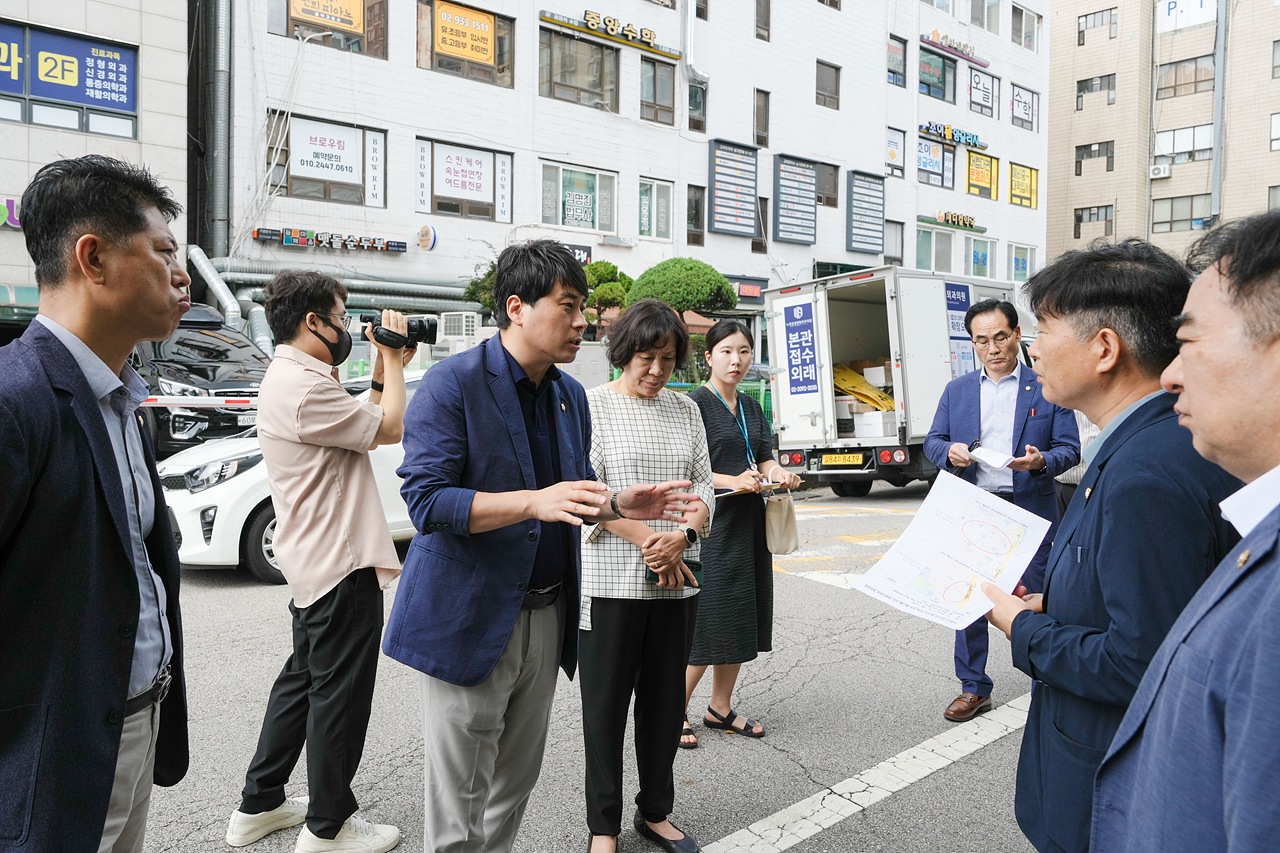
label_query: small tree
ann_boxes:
[464,260,497,313]
[584,260,619,289]
[626,257,737,314]
[588,281,627,311]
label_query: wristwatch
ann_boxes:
[681,526,698,545]
[610,491,626,519]
[370,380,385,392]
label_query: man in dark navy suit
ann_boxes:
[0,156,189,853]
[982,240,1240,853]
[1088,212,1280,852]
[924,299,1080,722]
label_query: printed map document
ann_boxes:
[854,471,1051,629]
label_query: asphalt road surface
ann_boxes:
[147,481,1037,853]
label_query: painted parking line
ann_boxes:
[702,693,1032,853]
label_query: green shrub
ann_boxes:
[627,257,737,314]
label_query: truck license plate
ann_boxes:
[822,453,863,466]
[237,415,257,426]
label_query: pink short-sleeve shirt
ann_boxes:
[258,345,401,607]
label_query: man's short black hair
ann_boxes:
[963,299,1019,336]
[263,270,349,345]
[1024,238,1191,376]
[492,239,589,329]
[606,298,690,369]
[1186,210,1280,343]
[20,154,182,287]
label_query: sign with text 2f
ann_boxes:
[785,302,819,395]
[27,29,136,112]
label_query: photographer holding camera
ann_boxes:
[225,271,410,853]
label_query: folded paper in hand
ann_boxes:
[969,446,1015,469]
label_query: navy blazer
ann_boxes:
[1008,392,1240,853]
[1091,500,1280,853]
[923,365,1080,532]
[0,322,187,853]
[384,336,595,687]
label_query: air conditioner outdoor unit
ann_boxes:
[1149,165,1172,180]
[441,312,480,339]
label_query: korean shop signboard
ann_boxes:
[0,23,138,113]
[290,0,364,35]
[435,2,495,65]
[967,152,997,200]
[1009,163,1037,209]
[289,117,363,184]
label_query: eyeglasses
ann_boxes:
[318,311,350,324]
[971,331,1013,349]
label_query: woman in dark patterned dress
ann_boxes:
[680,320,801,748]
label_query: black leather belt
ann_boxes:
[522,583,560,611]
[989,491,1015,502]
[125,664,172,716]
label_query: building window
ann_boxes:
[816,163,838,207]
[915,228,953,274]
[417,139,511,222]
[755,89,769,147]
[1272,114,1280,151]
[1270,186,1280,210]
[1075,141,1115,175]
[1009,163,1037,208]
[970,68,999,118]
[687,185,705,245]
[0,22,139,138]
[541,163,615,231]
[638,179,673,240]
[688,82,706,132]
[756,0,769,40]
[269,114,385,207]
[1076,74,1116,110]
[888,37,907,87]
[696,0,708,20]
[1153,194,1210,233]
[967,237,993,278]
[967,152,998,200]
[640,59,675,125]
[416,1,513,87]
[886,127,906,178]
[919,51,956,103]
[817,0,841,7]
[919,0,956,16]
[752,198,768,253]
[1009,244,1037,282]
[538,28,619,112]
[884,220,904,266]
[1154,125,1213,164]
[816,61,840,109]
[1074,205,1113,239]
[917,138,955,189]
[1011,4,1039,51]
[1156,55,1214,99]
[1012,84,1039,131]
[274,0,388,59]
[971,0,999,34]
[1274,40,1280,78]
[1078,8,1117,45]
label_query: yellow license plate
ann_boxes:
[822,453,863,466]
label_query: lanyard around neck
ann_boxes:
[708,382,755,467]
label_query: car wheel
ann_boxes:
[243,503,286,585]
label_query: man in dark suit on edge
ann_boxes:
[0,156,190,853]
[924,299,1080,722]
[983,240,1240,853]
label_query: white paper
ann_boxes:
[969,446,1015,469]
[853,471,1051,629]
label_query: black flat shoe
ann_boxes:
[633,809,700,853]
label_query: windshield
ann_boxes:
[149,327,269,364]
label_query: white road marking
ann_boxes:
[793,571,866,589]
[795,512,915,522]
[702,693,1032,853]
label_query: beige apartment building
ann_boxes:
[1048,0,1280,263]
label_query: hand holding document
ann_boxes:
[853,471,1051,629]
[969,445,1015,469]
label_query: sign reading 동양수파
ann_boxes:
[785,303,819,395]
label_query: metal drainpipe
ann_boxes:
[208,257,468,290]
[207,0,231,256]
[233,286,483,315]
[218,271,472,300]
[234,289,275,356]
[683,0,708,84]
[188,245,242,325]
[1209,0,1228,220]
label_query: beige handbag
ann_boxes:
[765,488,800,555]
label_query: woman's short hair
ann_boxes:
[705,319,754,354]
[606,299,690,369]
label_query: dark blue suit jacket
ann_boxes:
[1009,392,1240,853]
[1091,501,1280,853]
[923,366,1080,535]
[383,336,595,687]
[0,322,187,853]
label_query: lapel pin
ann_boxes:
[561,402,566,412]
[1025,386,1031,392]
[1085,487,1092,499]
[1238,550,1250,568]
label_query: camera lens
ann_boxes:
[358,313,437,345]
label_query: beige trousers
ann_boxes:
[97,702,160,853]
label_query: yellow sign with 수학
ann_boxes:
[435,1,495,65]
[290,0,364,36]
[1010,163,1037,209]
[967,151,997,201]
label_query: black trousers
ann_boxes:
[240,568,383,838]
[579,595,699,836]
[1056,481,1078,519]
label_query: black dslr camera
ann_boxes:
[360,313,438,348]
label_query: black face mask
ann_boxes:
[309,314,352,366]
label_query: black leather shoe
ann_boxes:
[633,809,701,853]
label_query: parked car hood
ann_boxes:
[157,436,261,474]
[151,359,267,388]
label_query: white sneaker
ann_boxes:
[294,816,400,853]
[226,796,310,846]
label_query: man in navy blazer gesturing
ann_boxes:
[383,240,701,853]
[924,299,1079,722]
[982,241,1240,853]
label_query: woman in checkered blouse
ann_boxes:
[579,300,715,853]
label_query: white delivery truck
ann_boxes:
[765,266,1020,496]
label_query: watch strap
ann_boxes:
[370,380,385,392]
[610,491,625,519]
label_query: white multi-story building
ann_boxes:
[193,0,1049,335]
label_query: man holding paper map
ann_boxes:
[923,300,1080,722]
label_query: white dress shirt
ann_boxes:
[1219,462,1280,537]
[975,361,1022,493]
